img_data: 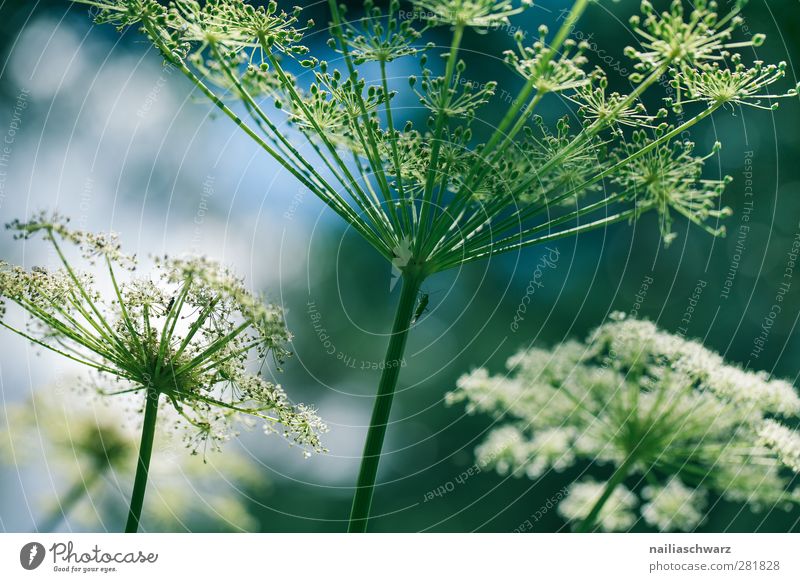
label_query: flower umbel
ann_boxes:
[504,26,590,93]
[626,0,761,73]
[671,56,798,111]
[411,0,532,32]
[447,313,800,532]
[73,0,797,270]
[0,213,326,531]
[337,0,423,64]
[612,132,732,244]
[1,213,325,455]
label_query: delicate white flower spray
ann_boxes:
[447,314,800,532]
[1,379,265,531]
[641,479,707,532]
[0,214,326,532]
[558,480,637,532]
[74,0,797,531]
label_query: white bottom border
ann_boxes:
[1,533,798,580]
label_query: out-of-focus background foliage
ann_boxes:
[0,0,798,532]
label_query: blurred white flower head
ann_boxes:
[1,378,265,531]
[558,480,637,532]
[447,313,800,531]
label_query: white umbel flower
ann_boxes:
[559,480,637,532]
[642,479,707,532]
[0,214,327,456]
[759,420,800,473]
[475,425,526,475]
[449,313,800,531]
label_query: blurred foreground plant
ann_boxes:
[447,314,800,532]
[75,0,797,530]
[0,214,326,532]
[1,379,265,531]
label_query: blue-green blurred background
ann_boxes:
[0,0,798,532]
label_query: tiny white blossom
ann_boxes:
[559,480,637,532]
[412,0,532,31]
[759,420,800,474]
[641,479,707,532]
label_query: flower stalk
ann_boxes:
[3,381,273,532]
[348,269,424,532]
[575,453,638,533]
[125,388,160,533]
[38,471,103,532]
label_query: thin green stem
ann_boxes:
[38,469,103,532]
[325,0,399,218]
[499,64,670,209]
[107,257,147,363]
[576,453,638,533]
[452,0,590,202]
[202,45,346,205]
[380,58,409,233]
[259,48,393,238]
[173,319,251,376]
[455,190,627,259]
[0,320,129,377]
[416,23,464,250]
[432,207,639,271]
[464,0,590,185]
[125,388,160,533]
[173,296,219,361]
[432,103,721,268]
[13,293,116,363]
[176,390,281,420]
[348,271,424,532]
[49,236,130,360]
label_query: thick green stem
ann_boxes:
[348,272,424,532]
[125,388,160,533]
[38,470,102,532]
[576,454,637,533]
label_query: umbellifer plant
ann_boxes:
[447,314,800,532]
[74,0,797,531]
[0,214,326,532]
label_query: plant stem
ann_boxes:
[416,23,465,248]
[348,272,424,532]
[37,470,102,532]
[124,388,160,533]
[576,454,637,533]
